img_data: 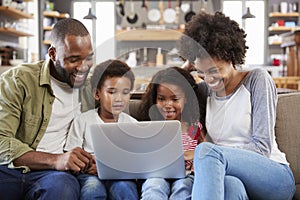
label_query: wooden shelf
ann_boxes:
[269,41,282,45]
[43,11,70,18]
[0,6,33,19]
[269,12,299,18]
[116,29,184,41]
[43,26,53,31]
[43,40,51,45]
[0,27,33,37]
[268,26,294,32]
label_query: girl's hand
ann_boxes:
[184,150,194,161]
[184,150,194,170]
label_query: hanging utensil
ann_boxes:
[126,0,138,24]
[115,0,123,25]
[180,1,190,13]
[184,0,195,23]
[118,0,125,16]
[163,0,176,24]
[148,0,161,22]
[175,0,180,25]
[158,0,164,25]
[141,0,148,10]
[141,0,148,27]
[201,0,207,11]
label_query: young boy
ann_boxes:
[64,59,138,200]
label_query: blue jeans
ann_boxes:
[0,165,80,200]
[105,180,138,200]
[192,142,296,200]
[141,175,193,200]
[77,173,107,200]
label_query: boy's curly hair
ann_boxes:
[139,67,206,127]
[90,59,135,92]
[179,11,248,67]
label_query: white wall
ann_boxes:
[73,1,115,64]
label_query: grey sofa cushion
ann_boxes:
[128,99,143,121]
[275,93,300,199]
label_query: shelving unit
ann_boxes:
[0,6,34,38]
[43,11,70,19]
[0,6,33,19]
[0,3,34,66]
[267,10,299,71]
[268,26,294,32]
[269,12,299,17]
[268,12,299,45]
[0,27,33,37]
[116,29,184,41]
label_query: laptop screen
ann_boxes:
[90,120,186,179]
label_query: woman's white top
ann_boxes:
[206,68,288,165]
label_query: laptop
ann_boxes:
[90,120,186,180]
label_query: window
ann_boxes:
[73,1,115,63]
[223,0,265,66]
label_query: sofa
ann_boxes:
[128,92,300,199]
[275,92,300,199]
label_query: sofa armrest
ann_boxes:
[275,92,300,199]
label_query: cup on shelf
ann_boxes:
[272,58,280,66]
[272,4,279,12]
[276,20,285,26]
[292,3,299,12]
[280,2,288,13]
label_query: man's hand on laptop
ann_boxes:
[55,147,92,173]
[85,155,98,176]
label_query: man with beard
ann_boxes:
[0,18,95,199]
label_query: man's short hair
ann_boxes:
[50,18,90,47]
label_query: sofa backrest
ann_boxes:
[275,92,300,186]
[128,99,144,121]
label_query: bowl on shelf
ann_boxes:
[9,59,24,66]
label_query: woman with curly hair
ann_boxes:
[139,66,206,199]
[179,12,295,199]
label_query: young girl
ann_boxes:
[139,66,206,200]
[64,59,138,200]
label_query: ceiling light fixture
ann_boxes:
[242,7,255,19]
[83,7,97,20]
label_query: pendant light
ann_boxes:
[83,7,97,20]
[242,7,255,19]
